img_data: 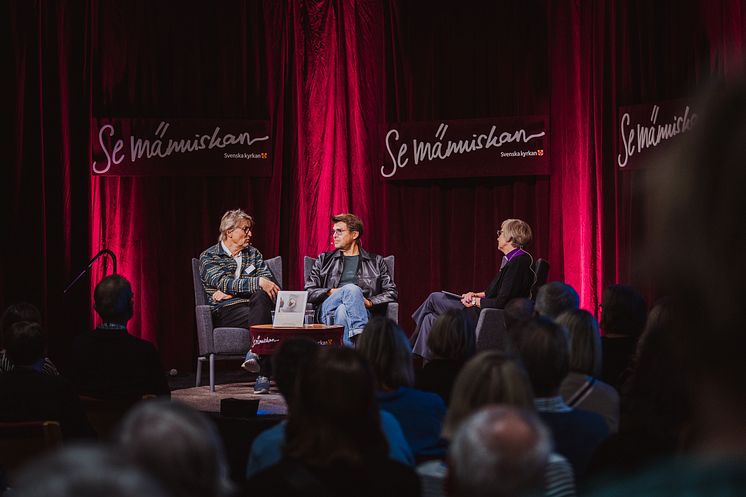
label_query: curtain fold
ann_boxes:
[4,0,746,370]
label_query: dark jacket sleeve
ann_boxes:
[145,343,171,398]
[368,256,398,306]
[481,255,533,309]
[305,254,331,305]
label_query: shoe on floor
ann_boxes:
[241,352,261,373]
[254,375,271,394]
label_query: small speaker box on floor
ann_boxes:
[220,398,260,418]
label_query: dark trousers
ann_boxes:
[213,291,273,376]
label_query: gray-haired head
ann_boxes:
[13,444,169,497]
[114,399,233,497]
[218,209,254,242]
[448,405,551,497]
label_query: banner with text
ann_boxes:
[616,100,697,170]
[91,118,271,176]
[381,116,548,180]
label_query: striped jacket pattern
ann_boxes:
[199,242,274,311]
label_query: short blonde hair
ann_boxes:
[218,209,254,241]
[501,219,532,248]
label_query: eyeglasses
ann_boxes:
[496,230,503,237]
[233,225,252,234]
[332,228,348,236]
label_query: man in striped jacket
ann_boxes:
[199,209,280,393]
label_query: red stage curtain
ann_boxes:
[4,0,746,371]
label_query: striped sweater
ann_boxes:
[199,242,274,311]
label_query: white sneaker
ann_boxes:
[241,352,260,373]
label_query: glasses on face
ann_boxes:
[332,228,348,237]
[233,225,252,234]
[496,230,503,237]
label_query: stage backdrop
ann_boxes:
[3,0,745,372]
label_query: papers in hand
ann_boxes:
[441,291,462,299]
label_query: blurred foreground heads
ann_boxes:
[448,406,551,497]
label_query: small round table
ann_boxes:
[249,324,344,355]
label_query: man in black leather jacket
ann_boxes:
[304,213,397,345]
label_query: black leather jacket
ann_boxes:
[304,247,398,307]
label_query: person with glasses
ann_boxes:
[411,218,535,361]
[305,213,398,346]
[199,209,280,393]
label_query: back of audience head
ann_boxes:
[534,282,579,320]
[114,399,232,497]
[649,80,746,448]
[599,284,647,337]
[556,309,602,378]
[94,274,134,324]
[504,298,535,331]
[448,406,551,497]
[512,317,569,398]
[5,321,45,367]
[285,346,387,467]
[444,350,534,439]
[272,338,319,402]
[1,302,42,348]
[357,316,414,390]
[623,299,690,433]
[427,309,475,362]
[13,445,169,497]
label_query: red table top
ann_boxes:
[249,324,343,355]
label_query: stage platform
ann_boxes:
[168,370,288,416]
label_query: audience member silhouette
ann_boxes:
[448,406,552,497]
[70,275,170,399]
[557,309,620,432]
[0,321,94,439]
[245,338,415,478]
[598,284,646,390]
[426,350,576,497]
[11,445,169,497]
[503,298,535,331]
[114,399,233,497]
[513,317,608,479]
[415,310,475,405]
[586,79,746,497]
[534,282,579,320]
[246,347,421,497]
[589,299,691,476]
[0,302,57,375]
[358,316,447,460]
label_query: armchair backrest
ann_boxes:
[265,256,283,288]
[192,258,207,306]
[530,258,550,300]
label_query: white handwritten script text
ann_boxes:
[617,105,697,168]
[382,123,545,178]
[92,121,270,174]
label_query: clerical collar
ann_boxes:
[505,247,525,262]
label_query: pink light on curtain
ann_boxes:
[293,0,384,264]
[548,0,609,314]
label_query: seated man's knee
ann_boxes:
[335,304,348,321]
[340,283,363,295]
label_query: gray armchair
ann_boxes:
[191,256,282,392]
[302,255,399,323]
[474,308,508,352]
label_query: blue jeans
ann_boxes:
[320,284,371,346]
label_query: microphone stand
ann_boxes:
[63,249,117,294]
